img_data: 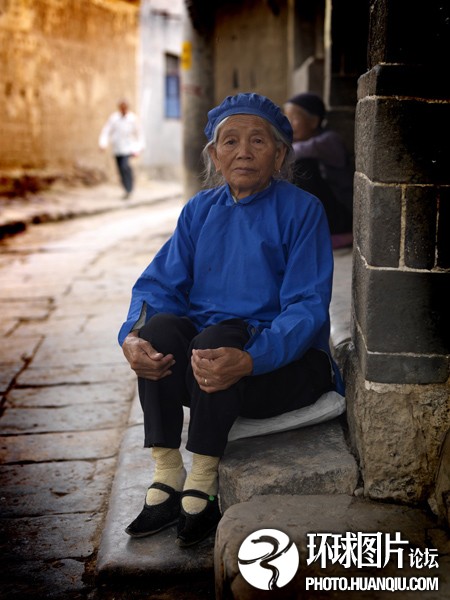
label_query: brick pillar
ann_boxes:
[346,0,450,506]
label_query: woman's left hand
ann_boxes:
[191,347,253,393]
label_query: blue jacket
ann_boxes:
[119,179,343,392]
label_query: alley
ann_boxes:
[0,193,184,599]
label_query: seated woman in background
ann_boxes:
[119,93,343,548]
[284,92,354,249]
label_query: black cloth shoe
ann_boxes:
[125,482,181,538]
[176,489,221,547]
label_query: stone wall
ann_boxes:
[346,353,449,504]
[0,0,139,193]
[349,0,450,507]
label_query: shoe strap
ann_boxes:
[149,482,178,495]
[181,488,216,502]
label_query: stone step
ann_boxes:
[215,494,450,599]
[219,418,359,512]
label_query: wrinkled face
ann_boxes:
[209,114,286,200]
[284,103,320,142]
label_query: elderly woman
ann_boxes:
[119,93,343,547]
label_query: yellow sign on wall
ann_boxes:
[181,41,192,70]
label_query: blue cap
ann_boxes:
[204,93,293,144]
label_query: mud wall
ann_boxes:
[0,0,139,192]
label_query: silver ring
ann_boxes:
[204,378,208,385]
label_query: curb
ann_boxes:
[0,181,184,241]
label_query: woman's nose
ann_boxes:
[236,140,252,158]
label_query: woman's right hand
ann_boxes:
[122,331,175,380]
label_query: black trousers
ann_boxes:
[115,154,133,193]
[137,313,335,457]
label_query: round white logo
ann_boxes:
[238,528,299,591]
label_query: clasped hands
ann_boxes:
[122,331,253,393]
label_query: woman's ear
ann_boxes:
[274,145,288,172]
[208,145,221,172]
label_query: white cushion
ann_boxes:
[227,390,346,442]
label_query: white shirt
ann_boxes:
[98,110,145,156]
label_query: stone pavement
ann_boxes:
[0,178,188,599]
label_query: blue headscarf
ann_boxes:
[204,93,293,144]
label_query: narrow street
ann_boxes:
[0,194,184,599]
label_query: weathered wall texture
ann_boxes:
[213,0,289,107]
[0,0,139,191]
[346,352,450,505]
[349,0,450,507]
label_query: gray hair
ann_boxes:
[201,117,294,189]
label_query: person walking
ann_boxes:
[99,99,145,199]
